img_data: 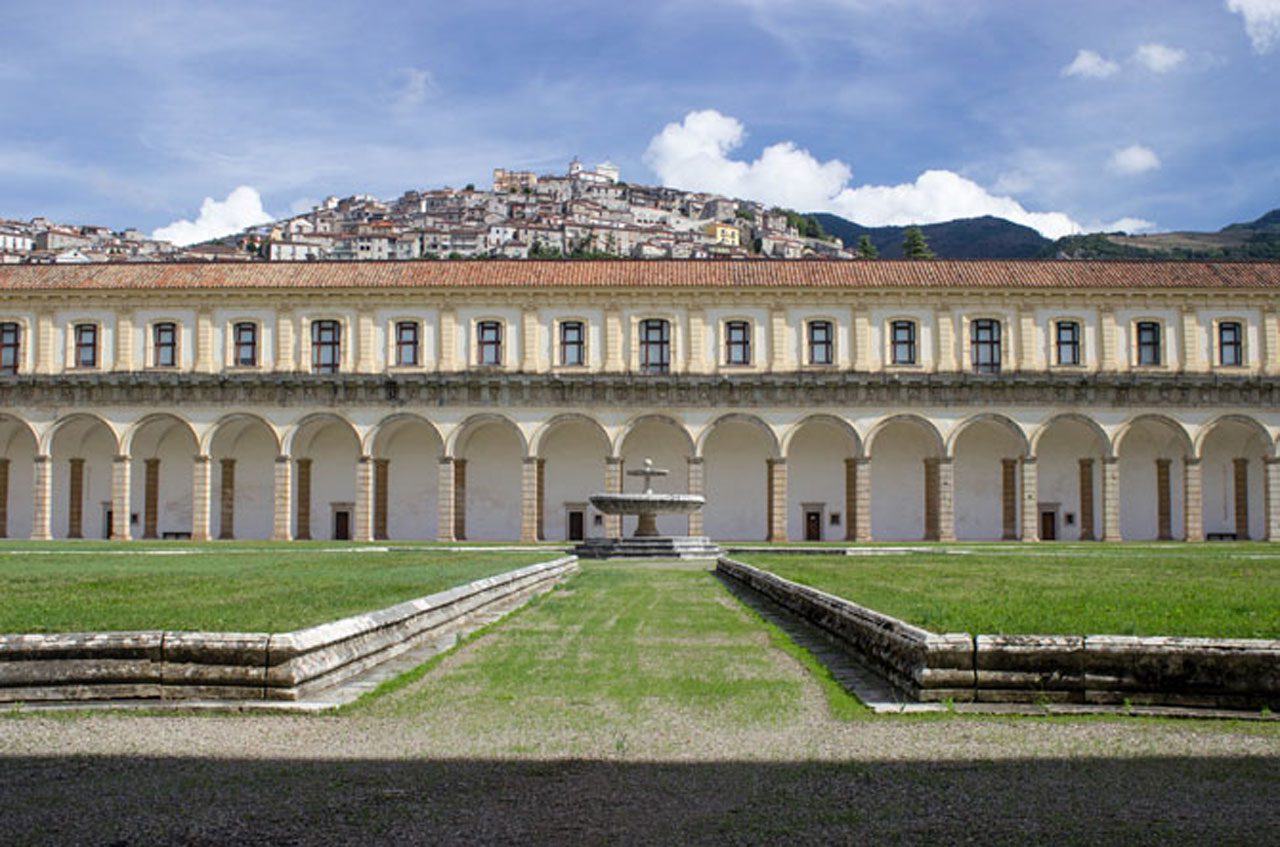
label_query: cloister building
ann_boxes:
[0,259,1278,544]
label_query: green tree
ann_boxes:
[857,235,878,259]
[902,226,934,260]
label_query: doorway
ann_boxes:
[1039,509,1057,541]
[804,509,823,541]
[332,506,352,541]
[567,510,585,541]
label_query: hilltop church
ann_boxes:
[0,259,1277,545]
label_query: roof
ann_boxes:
[0,259,1278,292]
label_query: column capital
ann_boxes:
[358,453,374,464]
[685,456,704,466]
[606,455,623,466]
[522,455,539,466]
[194,453,211,464]
[34,454,50,464]
[276,454,292,464]
[1264,456,1280,466]
[114,454,130,463]
[438,455,455,465]
[1184,456,1201,467]
[1020,456,1037,467]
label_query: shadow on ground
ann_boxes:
[4,754,1276,845]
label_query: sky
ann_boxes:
[0,0,1277,245]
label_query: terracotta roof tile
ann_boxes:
[0,259,1277,292]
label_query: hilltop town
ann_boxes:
[0,159,855,265]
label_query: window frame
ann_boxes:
[1135,320,1162,367]
[1055,320,1081,367]
[1218,320,1244,368]
[476,320,503,367]
[73,323,99,370]
[890,319,917,366]
[232,321,259,368]
[0,321,20,375]
[970,318,1002,375]
[724,320,752,366]
[394,320,420,368]
[807,320,834,366]
[639,318,671,375]
[558,320,585,367]
[152,321,178,369]
[311,319,343,374]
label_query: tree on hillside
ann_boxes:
[857,235,878,259]
[902,226,935,260]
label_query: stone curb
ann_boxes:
[717,556,1280,710]
[0,556,578,704]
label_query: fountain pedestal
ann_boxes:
[574,458,722,560]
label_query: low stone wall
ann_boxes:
[718,557,1280,710]
[0,556,577,704]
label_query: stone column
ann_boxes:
[1078,459,1096,541]
[0,458,9,538]
[219,459,236,540]
[937,457,956,542]
[32,454,52,540]
[853,457,872,542]
[520,457,540,543]
[191,454,211,541]
[1020,458,1039,542]
[1001,458,1019,540]
[1265,457,1280,542]
[1234,457,1250,540]
[604,456,624,538]
[1184,458,1204,542]
[436,457,456,542]
[355,455,374,542]
[923,458,940,541]
[766,458,787,542]
[453,459,467,541]
[536,459,546,541]
[142,458,160,539]
[295,458,312,541]
[374,459,389,540]
[272,455,293,541]
[112,455,132,541]
[1102,457,1121,541]
[686,457,704,537]
[68,457,85,539]
[843,458,857,541]
[1155,458,1173,541]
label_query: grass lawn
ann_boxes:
[359,561,864,741]
[737,543,1280,638]
[0,544,555,633]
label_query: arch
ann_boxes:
[281,412,361,456]
[945,413,1029,459]
[1193,414,1274,460]
[613,413,695,457]
[780,413,862,459]
[529,413,610,457]
[0,414,39,454]
[121,413,199,457]
[366,412,445,456]
[42,412,120,455]
[1112,414,1192,458]
[445,412,527,457]
[202,412,282,455]
[863,413,944,459]
[695,413,780,459]
[1029,413,1112,459]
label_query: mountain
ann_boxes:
[810,213,1052,259]
[1042,208,1280,260]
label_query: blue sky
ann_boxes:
[0,0,1276,241]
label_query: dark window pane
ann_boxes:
[396,321,419,366]
[234,323,257,367]
[1219,321,1243,367]
[478,321,503,366]
[1137,321,1161,366]
[560,321,584,366]
[640,319,670,374]
[891,321,916,365]
[75,324,97,368]
[808,321,833,365]
[153,323,176,368]
[0,322,19,375]
[1056,321,1080,366]
[971,319,1001,374]
[312,320,342,374]
[726,321,751,365]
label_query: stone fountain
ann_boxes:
[574,458,721,559]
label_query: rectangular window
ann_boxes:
[725,320,751,365]
[808,320,833,365]
[0,322,19,375]
[559,321,584,366]
[311,319,342,374]
[891,320,916,365]
[395,321,419,367]
[74,324,97,369]
[639,318,670,374]
[234,322,258,367]
[971,319,1001,374]
[477,320,503,366]
[1055,320,1080,366]
[1136,321,1161,366]
[153,322,177,368]
[1219,321,1243,367]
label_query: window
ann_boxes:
[477,320,503,366]
[808,320,833,365]
[395,321,419,367]
[891,320,916,365]
[153,322,177,368]
[971,319,1001,374]
[725,320,751,365]
[233,322,258,367]
[639,318,670,374]
[1055,321,1080,366]
[74,324,98,369]
[0,322,19,375]
[311,319,342,374]
[1136,321,1161,366]
[1219,321,1243,367]
[559,321,584,366]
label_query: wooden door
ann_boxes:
[1039,510,1056,541]
[805,511,822,541]
[334,509,351,541]
[568,511,584,541]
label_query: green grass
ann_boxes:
[360,562,860,731]
[738,543,1280,638]
[0,545,553,633]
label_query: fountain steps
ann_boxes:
[574,536,722,560]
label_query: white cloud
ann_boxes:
[1134,43,1186,72]
[1227,0,1280,53]
[152,185,273,246]
[643,110,1103,240]
[394,67,438,111]
[1062,49,1120,79]
[1109,145,1161,175]
[1098,216,1157,233]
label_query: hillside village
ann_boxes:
[0,159,855,265]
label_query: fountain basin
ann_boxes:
[589,493,704,515]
